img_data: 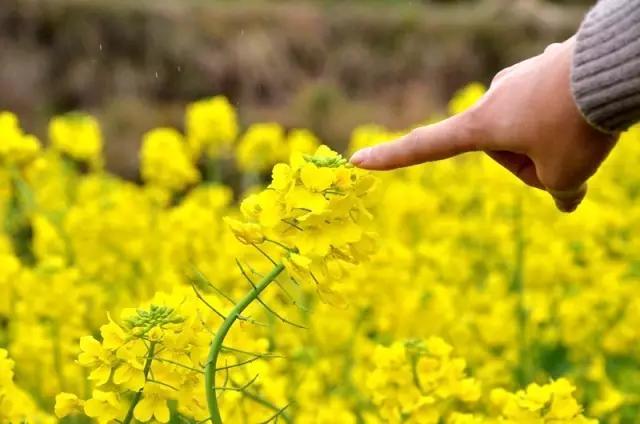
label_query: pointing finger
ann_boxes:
[350,113,481,170]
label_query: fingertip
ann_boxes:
[349,147,371,168]
[554,198,581,213]
[550,186,587,213]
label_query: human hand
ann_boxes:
[350,38,618,212]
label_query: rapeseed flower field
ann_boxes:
[1,85,639,423]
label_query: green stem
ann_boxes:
[5,168,36,264]
[205,157,222,183]
[205,263,285,424]
[123,342,157,424]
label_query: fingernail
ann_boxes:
[350,148,371,166]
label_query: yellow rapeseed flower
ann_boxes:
[140,127,200,192]
[236,123,286,173]
[0,112,41,166]
[186,96,239,158]
[49,113,103,168]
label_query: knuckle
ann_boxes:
[460,106,489,149]
[491,68,510,85]
[548,184,588,203]
[540,164,588,194]
[405,128,423,151]
[537,164,570,192]
[544,179,567,192]
[544,43,560,54]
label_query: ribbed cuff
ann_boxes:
[571,0,640,133]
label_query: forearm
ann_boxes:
[572,0,640,133]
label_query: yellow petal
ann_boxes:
[300,163,334,192]
[257,190,282,227]
[112,365,130,385]
[289,151,306,170]
[317,285,348,309]
[83,398,103,418]
[314,145,338,157]
[286,187,327,214]
[134,398,155,422]
[155,401,171,423]
[128,371,146,391]
[55,392,82,418]
[270,163,292,190]
[89,364,111,386]
[79,336,102,356]
[290,253,312,269]
[100,321,127,350]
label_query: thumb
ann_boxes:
[350,113,480,170]
[548,184,588,213]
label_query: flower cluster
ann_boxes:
[140,128,201,192]
[366,339,595,424]
[56,290,215,423]
[0,111,41,166]
[0,348,53,423]
[227,145,377,304]
[366,338,481,423]
[49,113,103,168]
[236,123,287,173]
[489,379,596,423]
[235,124,322,174]
[0,88,639,423]
[186,95,239,158]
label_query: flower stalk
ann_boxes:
[122,342,157,424]
[204,263,285,424]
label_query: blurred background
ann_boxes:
[1,0,591,177]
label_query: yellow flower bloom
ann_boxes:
[140,127,200,191]
[32,214,67,263]
[1,87,630,423]
[0,349,52,422]
[224,217,265,245]
[113,342,146,391]
[492,378,593,422]
[270,163,293,191]
[54,392,83,418]
[300,162,335,192]
[230,145,377,305]
[283,252,312,283]
[0,348,15,386]
[367,339,482,422]
[186,96,238,158]
[100,318,129,351]
[287,128,320,156]
[78,336,114,386]
[236,123,286,173]
[134,384,172,423]
[0,112,41,165]
[49,113,103,167]
[84,390,125,424]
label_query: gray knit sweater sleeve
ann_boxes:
[572,0,640,133]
